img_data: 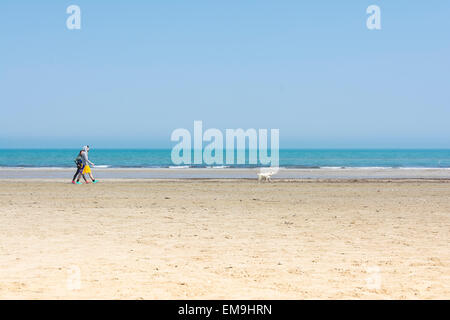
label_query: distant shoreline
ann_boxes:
[1,167,449,180]
[2,149,449,169]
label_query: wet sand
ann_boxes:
[0,180,449,299]
[1,167,450,180]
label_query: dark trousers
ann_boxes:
[72,166,83,181]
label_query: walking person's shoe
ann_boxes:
[72,181,76,184]
[92,180,97,184]
[76,181,82,185]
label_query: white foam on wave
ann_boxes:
[397,167,450,170]
[343,167,392,170]
[0,167,69,170]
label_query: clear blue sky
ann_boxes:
[1,0,449,148]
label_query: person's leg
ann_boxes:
[77,173,87,183]
[72,166,81,182]
[84,165,96,182]
[77,165,88,183]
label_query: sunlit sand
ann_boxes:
[0,180,448,299]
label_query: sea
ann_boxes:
[0,149,449,169]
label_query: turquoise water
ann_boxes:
[0,149,449,168]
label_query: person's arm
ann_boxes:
[82,151,94,167]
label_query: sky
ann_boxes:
[0,0,449,148]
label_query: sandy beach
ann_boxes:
[0,179,449,299]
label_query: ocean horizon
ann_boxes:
[1,149,449,169]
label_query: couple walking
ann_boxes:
[72,145,97,184]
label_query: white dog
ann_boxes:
[257,167,279,182]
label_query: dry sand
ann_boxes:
[0,180,449,299]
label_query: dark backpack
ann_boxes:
[74,153,82,166]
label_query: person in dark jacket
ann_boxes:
[72,149,88,184]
